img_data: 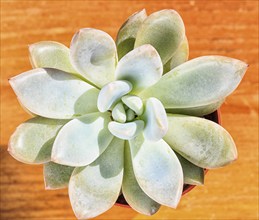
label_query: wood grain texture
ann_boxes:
[0,0,258,219]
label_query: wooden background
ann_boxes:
[0,0,258,219]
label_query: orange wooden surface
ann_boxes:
[0,0,258,219]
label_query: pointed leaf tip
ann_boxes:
[129,135,183,208]
[116,9,147,60]
[8,117,68,164]
[9,68,99,119]
[140,56,248,114]
[122,142,160,215]
[29,41,77,73]
[135,9,185,64]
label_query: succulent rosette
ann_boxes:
[8,9,247,219]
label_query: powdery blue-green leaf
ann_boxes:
[135,9,185,64]
[142,97,168,141]
[70,28,117,88]
[121,95,144,115]
[166,99,225,117]
[164,114,237,169]
[140,56,248,116]
[51,112,113,167]
[114,45,163,94]
[112,102,126,123]
[29,41,77,74]
[116,9,147,60]
[69,138,124,219]
[8,117,68,164]
[97,80,132,112]
[122,142,160,215]
[108,120,144,140]
[174,152,204,185]
[17,98,36,117]
[9,68,99,119]
[43,162,74,190]
[129,135,183,208]
[163,36,189,74]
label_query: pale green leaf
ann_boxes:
[121,95,144,116]
[115,45,163,94]
[43,162,74,189]
[164,114,238,169]
[69,138,124,219]
[174,152,204,185]
[9,68,99,119]
[129,135,183,208]
[142,97,168,141]
[108,120,144,140]
[116,9,147,60]
[97,80,132,112]
[166,100,224,117]
[70,28,117,88]
[126,109,135,121]
[140,56,248,115]
[51,112,113,167]
[29,41,77,74]
[163,36,189,74]
[122,142,160,215]
[135,9,185,64]
[112,102,126,123]
[8,117,68,164]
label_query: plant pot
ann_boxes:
[115,109,221,207]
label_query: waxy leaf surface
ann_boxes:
[69,138,124,219]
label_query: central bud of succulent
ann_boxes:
[97,80,168,141]
[97,80,145,140]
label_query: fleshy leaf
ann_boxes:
[129,135,183,208]
[51,112,113,167]
[9,68,99,119]
[166,100,225,117]
[43,162,74,190]
[70,28,117,87]
[8,117,68,164]
[116,9,147,60]
[29,41,77,74]
[108,120,144,140]
[140,56,248,115]
[134,9,185,64]
[97,80,132,112]
[163,36,189,74]
[114,45,163,94]
[142,97,168,141]
[112,102,126,123]
[164,114,237,169]
[126,109,135,121]
[17,98,36,117]
[174,152,204,185]
[121,95,144,115]
[122,142,160,215]
[69,138,124,219]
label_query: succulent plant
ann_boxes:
[8,9,247,219]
